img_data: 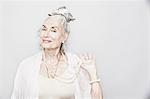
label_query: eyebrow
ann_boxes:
[42,25,58,29]
[42,25,47,28]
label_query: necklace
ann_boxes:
[42,51,61,78]
[41,51,79,83]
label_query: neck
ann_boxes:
[44,46,61,60]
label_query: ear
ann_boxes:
[63,32,69,42]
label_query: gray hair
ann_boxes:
[48,6,75,33]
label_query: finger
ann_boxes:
[80,65,86,70]
[85,53,89,60]
[77,61,83,67]
[81,53,86,60]
[80,54,85,61]
[88,53,92,59]
[79,54,84,59]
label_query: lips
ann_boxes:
[43,39,52,43]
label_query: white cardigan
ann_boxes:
[11,51,92,99]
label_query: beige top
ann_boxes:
[38,74,75,99]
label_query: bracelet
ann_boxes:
[89,79,101,85]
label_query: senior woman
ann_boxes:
[11,6,103,99]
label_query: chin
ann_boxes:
[41,43,58,49]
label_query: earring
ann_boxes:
[62,41,65,43]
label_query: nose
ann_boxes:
[43,29,51,37]
[43,32,48,37]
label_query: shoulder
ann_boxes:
[17,51,42,71]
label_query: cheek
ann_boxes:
[39,33,44,41]
[40,38,43,44]
[52,32,63,41]
[51,33,58,39]
[39,31,64,44]
[39,32,45,40]
[53,38,63,45]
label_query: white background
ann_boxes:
[0,1,149,99]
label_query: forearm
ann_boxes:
[89,72,103,99]
[91,83,103,99]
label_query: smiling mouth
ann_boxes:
[43,40,52,43]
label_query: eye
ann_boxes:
[51,27,57,32]
[51,28,57,32]
[52,30,56,32]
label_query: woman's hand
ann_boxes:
[78,53,98,80]
[78,53,103,99]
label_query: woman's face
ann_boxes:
[40,16,68,49]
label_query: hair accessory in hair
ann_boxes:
[48,6,75,23]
